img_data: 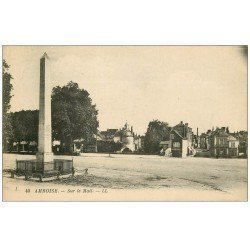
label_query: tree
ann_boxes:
[97,141,122,153]
[52,81,99,153]
[10,110,39,142]
[144,120,171,153]
[2,60,14,151]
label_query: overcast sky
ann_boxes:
[3,46,247,135]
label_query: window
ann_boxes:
[219,138,227,146]
[231,142,235,148]
[170,134,174,140]
[173,142,180,148]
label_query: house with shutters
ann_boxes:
[169,121,196,157]
[209,127,239,157]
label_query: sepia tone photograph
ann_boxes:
[2,45,248,201]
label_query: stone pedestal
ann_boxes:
[36,152,54,162]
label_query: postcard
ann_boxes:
[2,45,248,201]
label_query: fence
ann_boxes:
[15,159,74,180]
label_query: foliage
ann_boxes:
[97,141,123,153]
[8,82,99,154]
[237,131,248,154]
[52,81,99,152]
[2,60,14,151]
[10,110,39,142]
[3,60,13,113]
[144,120,171,153]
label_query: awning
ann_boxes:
[53,140,60,146]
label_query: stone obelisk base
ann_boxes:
[36,152,54,163]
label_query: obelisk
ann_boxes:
[36,53,54,164]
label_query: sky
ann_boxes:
[3,46,247,135]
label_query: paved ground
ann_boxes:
[2,153,248,201]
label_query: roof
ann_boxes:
[171,129,183,139]
[213,130,230,137]
[175,121,185,127]
[122,129,133,137]
[114,127,134,137]
[200,133,207,138]
[164,134,171,141]
[227,135,237,141]
[114,130,123,137]
[100,129,118,139]
[107,129,118,134]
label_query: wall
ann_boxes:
[171,135,182,157]
[182,139,188,157]
[122,136,135,151]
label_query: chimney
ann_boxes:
[131,126,133,133]
[197,127,199,136]
[180,121,183,125]
[184,123,188,138]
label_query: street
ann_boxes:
[2,153,247,201]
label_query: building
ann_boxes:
[98,122,142,153]
[159,137,171,156]
[134,134,142,151]
[231,131,248,156]
[200,132,207,150]
[170,121,195,157]
[200,129,213,150]
[159,121,195,157]
[209,127,239,158]
[100,129,118,142]
[114,123,138,152]
[193,128,200,148]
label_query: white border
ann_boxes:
[1,1,249,250]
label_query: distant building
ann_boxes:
[209,127,239,157]
[200,133,207,149]
[193,128,200,148]
[134,134,142,151]
[231,131,248,156]
[98,122,142,153]
[159,138,171,156]
[100,129,118,142]
[159,121,195,157]
[170,121,195,157]
[200,129,213,150]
